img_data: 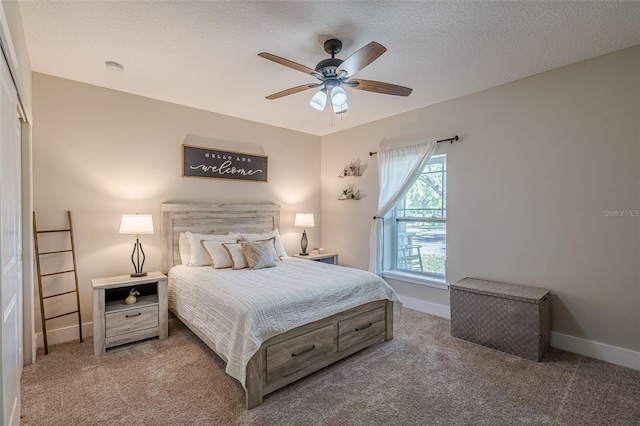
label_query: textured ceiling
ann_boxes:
[19,1,640,136]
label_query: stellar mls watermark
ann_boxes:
[604,209,639,217]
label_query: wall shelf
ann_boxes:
[338,160,362,199]
[338,159,361,177]
[338,188,360,200]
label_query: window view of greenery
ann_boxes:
[394,154,446,277]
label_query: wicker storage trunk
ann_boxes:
[450,277,551,361]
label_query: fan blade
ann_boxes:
[336,42,387,77]
[258,52,320,77]
[350,79,413,96]
[265,84,317,100]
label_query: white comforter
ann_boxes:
[168,258,400,387]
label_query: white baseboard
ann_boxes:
[400,295,450,319]
[400,296,639,371]
[35,322,93,349]
[551,331,640,371]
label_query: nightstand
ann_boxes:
[292,252,339,265]
[92,271,168,355]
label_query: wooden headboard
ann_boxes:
[160,203,281,273]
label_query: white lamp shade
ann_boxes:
[294,213,315,228]
[310,90,327,111]
[332,101,348,114]
[330,86,348,106]
[119,214,154,234]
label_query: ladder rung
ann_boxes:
[39,249,72,255]
[41,269,75,277]
[45,310,78,321]
[37,228,70,234]
[43,290,77,300]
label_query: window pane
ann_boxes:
[393,154,446,278]
[396,159,446,220]
[396,221,446,276]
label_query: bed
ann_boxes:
[161,203,400,408]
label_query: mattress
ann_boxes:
[168,257,400,386]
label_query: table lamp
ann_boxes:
[119,213,154,277]
[294,213,314,256]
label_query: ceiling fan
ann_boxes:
[258,39,412,114]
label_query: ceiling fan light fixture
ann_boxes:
[309,89,327,111]
[259,39,412,118]
[330,86,348,106]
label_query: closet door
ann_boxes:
[0,52,21,426]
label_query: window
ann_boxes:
[392,154,446,279]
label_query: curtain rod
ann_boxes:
[369,135,459,156]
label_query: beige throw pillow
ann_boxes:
[244,236,279,263]
[242,240,277,270]
[222,242,248,270]
[186,231,240,266]
[239,230,287,258]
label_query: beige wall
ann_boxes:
[321,46,640,352]
[33,46,640,354]
[32,73,320,334]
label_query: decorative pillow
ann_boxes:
[202,239,237,269]
[242,240,277,270]
[241,236,279,263]
[178,232,190,265]
[186,231,240,266]
[239,230,287,258]
[222,242,248,270]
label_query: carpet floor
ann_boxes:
[21,308,640,425]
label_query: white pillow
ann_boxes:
[222,242,248,270]
[186,231,240,266]
[202,239,237,269]
[178,232,190,265]
[239,230,287,258]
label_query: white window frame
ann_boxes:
[382,154,448,290]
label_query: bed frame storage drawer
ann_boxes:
[266,324,335,384]
[245,299,393,408]
[338,305,386,352]
[105,305,159,338]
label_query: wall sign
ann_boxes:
[182,144,268,182]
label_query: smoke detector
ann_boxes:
[105,61,124,72]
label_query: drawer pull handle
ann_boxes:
[355,322,372,332]
[291,345,315,357]
[126,313,142,318]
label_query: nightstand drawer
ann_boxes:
[105,305,158,337]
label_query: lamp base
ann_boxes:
[300,230,309,257]
[130,238,147,278]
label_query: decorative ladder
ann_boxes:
[33,211,83,354]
